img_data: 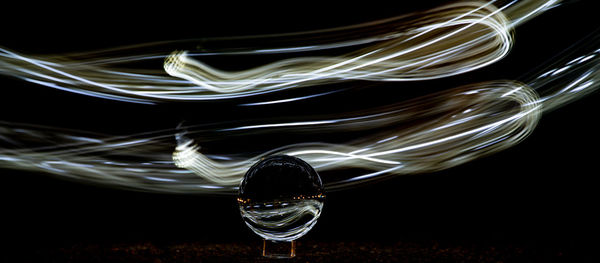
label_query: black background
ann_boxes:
[1,0,598,258]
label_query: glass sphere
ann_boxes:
[238,155,325,242]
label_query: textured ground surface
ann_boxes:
[4,239,584,263]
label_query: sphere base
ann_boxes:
[262,240,296,258]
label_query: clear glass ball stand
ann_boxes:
[262,240,296,258]
[238,155,324,258]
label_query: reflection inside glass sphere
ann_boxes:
[238,155,325,243]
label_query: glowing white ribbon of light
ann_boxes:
[2,0,593,195]
[0,1,557,103]
[1,41,597,194]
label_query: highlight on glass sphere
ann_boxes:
[237,155,325,244]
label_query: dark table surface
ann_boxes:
[7,239,591,263]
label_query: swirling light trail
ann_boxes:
[0,0,557,103]
[1,36,597,194]
[174,39,599,190]
[1,0,593,195]
[173,80,542,189]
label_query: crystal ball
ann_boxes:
[238,155,325,242]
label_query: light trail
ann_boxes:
[1,0,596,195]
[172,80,543,189]
[0,38,597,194]
[0,1,556,103]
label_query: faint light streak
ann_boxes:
[288,150,401,165]
[342,165,406,183]
[570,80,594,93]
[238,90,340,106]
[377,136,398,144]
[64,136,104,144]
[220,120,338,132]
[145,176,178,182]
